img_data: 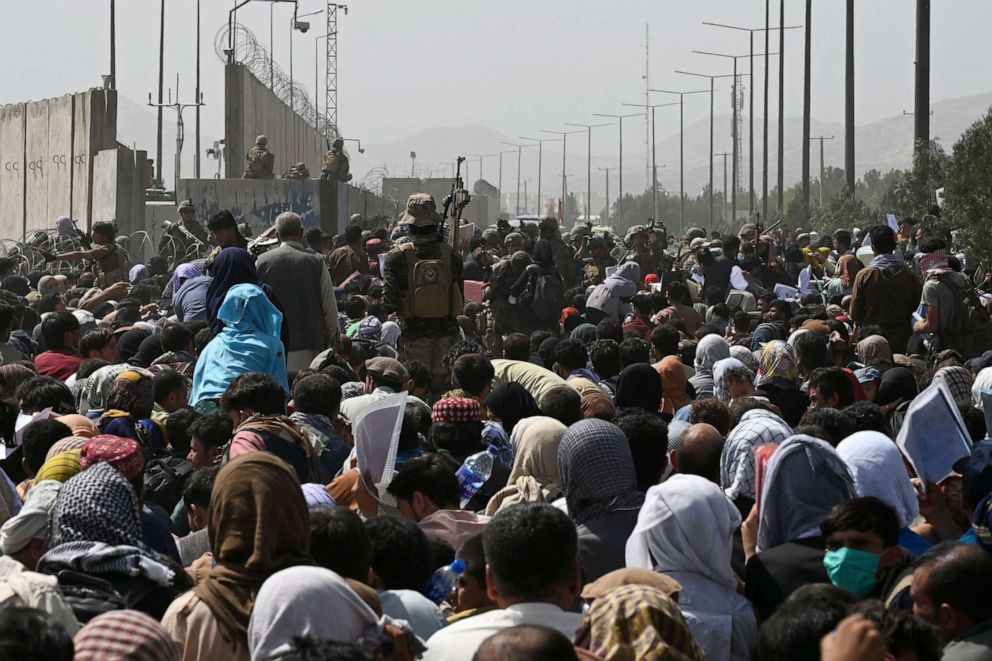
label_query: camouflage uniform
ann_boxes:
[321,139,352,182]
[243,135,275,180]
[158,200,209,264]
[382,193,463,396]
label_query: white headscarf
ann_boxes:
[248,566,388,659]
[836,431,919,528]
[713,357,747,404]
[380,321,401,349]
[626,474,741,591]
[757,435,856,553]
[0,480,61,554]
[972,367,992,411]
[694,334,731,375]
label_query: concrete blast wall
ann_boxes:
[92,148,148,238]
[225,64,325,180]
[0,89,118,239]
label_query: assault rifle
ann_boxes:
[440,156,471,246]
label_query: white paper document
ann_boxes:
[353,392,406,489]
[896,381,972,488]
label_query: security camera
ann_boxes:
[294,20,310,33]
[358,147,365,154]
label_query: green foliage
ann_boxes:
[944,111,992,263]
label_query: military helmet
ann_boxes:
[178,199,195,213]
[255,135,268,146]
[683,226,706,241]
[625,224,648,243]
[399,193,442,227]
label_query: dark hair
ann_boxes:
[309,505,371,581]
[553,339,588,373]
[799,407,856,446]
[666,281,687,304]
[79,327,115,359]
[756,584,856,661]
[152,369,188,405]
[457,532,487,589]
[0,606,74,661]
[793,332,829,371]
[194,327,211,354]
[221,372,287,415]
[16,377,73,415]
[40,311,78,351]
[293,374,342,416]
[277,637,372,661]
[914,542,992,624]
[723,366,753,388]
[344,296,366,320]
[22,419,71,473]
[614,411,669,492]
[503,333,530,361]
[183,465,219,511]
[207,210,237,232]
[160,324,193,353]
[482,504,577,601]
[650,324,680,357]
[729,397,774,428]
[364,515,433,593]
[595,318,623,343]
[452,354,495,396]
[844,401,888,434]
[833,229,852,249]
[386,454,460,510]
[189,411,233,451]
[91,221,116,240]
[619,337,650,368]
[689,398,731,436]
[166,408,201,456]
[723,235,741,254]
[37,293,62,315]
[868,225,897,254]
[538,386,582,427]
[473,625,579,661]
[589,340,621,380]
[529,331,554,356]
[344,224,363,245]
[851,601,942,661]
[0,305,15,335]
[76,358,109,380]
[402,360,431,391]
[808,367,855,409]
[821,496,901,548]
[919,238,947,255]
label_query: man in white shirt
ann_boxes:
[339,357,410,423]
[423,503,583,661]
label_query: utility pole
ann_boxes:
[519,136,561,215]
[764,0,770,219]
[497,150,515,215]
[622,102,676,223]
[593,112,644,228]
[644,23,651,187]
[148,78,204,195]
[541,129,583,218]
[811,135,834,207]
[502,142,534,216]
[195,0,202,178]
[915,0,931,182]
[647,90,705,235]
[845,0,855,195]
[801,0,811,222]
[716,152,731,225]
[565,122,612,224]
[777,0,785,217]
[156,0,165,186]
[109,0,116,89]
[599,167,615,225]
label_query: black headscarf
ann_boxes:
[1,276,30,297]
[129,334,163,368]
[116,328,151,364]
[486,382,540,436]
[615,363,663,412]
[877,366,919,407]
[532,239,559,276]
[206,247,261,336]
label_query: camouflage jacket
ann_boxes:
[244,146,275,180]
[382,240,462,338]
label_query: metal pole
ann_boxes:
[561,134,567,213]
[270,3,274,88]
[516,146,521,215]
[819,136,825,206]
[498,152,503,211]
[801,0,812,222]
[763,0,770,220]
[195,0,201,179]
[109,0,116,89]
[732,60,738,224]
[537,143,543,211]
[708,78,714,226]
[651,107,658,222]
[679,97,684,232]
[619,117,624,226]
[915,0,931,180]
[845,0,855,195]
[749,31,754,215]
[587,129,592,219]
[777,0,785,216]
[156,0,164,185]
[718,152,729,223]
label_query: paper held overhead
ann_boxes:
[896,380,972,490]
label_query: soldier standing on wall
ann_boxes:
[41,221,126,287]
[243,135,275,180]
[382,193,463,398]
[321,138,352,182]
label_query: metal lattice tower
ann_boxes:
[734,75,745,191]
[325,3,339,139]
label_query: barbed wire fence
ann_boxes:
[214,24,338,143]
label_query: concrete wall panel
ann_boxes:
[47,95,73,221]
[24,99,50,231]
[71,91,93,229]
[0,104,26,238]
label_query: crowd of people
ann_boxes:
[0,198,990,661]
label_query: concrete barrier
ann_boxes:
[25,99,51,231]
[47,95,73,222]
[0,104,26,238]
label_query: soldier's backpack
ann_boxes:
[933,273,992,357]
[531,273,565,323]
[143,456,195,513]
[399,243,463,319]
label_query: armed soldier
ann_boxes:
[579,235,617,287]
[321,138,352,182]
[42,221,126,287]
[623,225,660,281]
[382,194,463,397]
[159,199,209,263]
[539,216,580,289]
[243,135,275,180]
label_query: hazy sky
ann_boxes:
[1,0,989,159]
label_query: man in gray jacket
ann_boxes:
[257,212,340,372]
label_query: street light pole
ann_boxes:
[519,136,561,215]
[541,129,583,218]
[810,135,834,207]
[716,152,731,224]
[621,102,677,224]
[778,0,786,217]
[599,167,615,225]
[496,150,515,215]
[648,90,706,235]
[502,142,534,216]
[593,112,645,228]
[565,122,612,223]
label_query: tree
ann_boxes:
[944,111,992,263]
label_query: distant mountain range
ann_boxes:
[116,90,992,200]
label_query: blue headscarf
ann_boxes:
[191,283,288,406]
[206,248,262,336]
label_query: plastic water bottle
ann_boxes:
[426,559,466,604]
[456,446,497,508]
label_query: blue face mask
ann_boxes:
[823,547,881,598]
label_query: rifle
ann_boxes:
[440,156,470,246]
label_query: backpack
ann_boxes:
[531,274,565,322]
[399,243,463,319]
[55,570,153,624]
[933,273,992,357]
[143,456,195,512]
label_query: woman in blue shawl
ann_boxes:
[206,248,265,336]
[191,283,289,411]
